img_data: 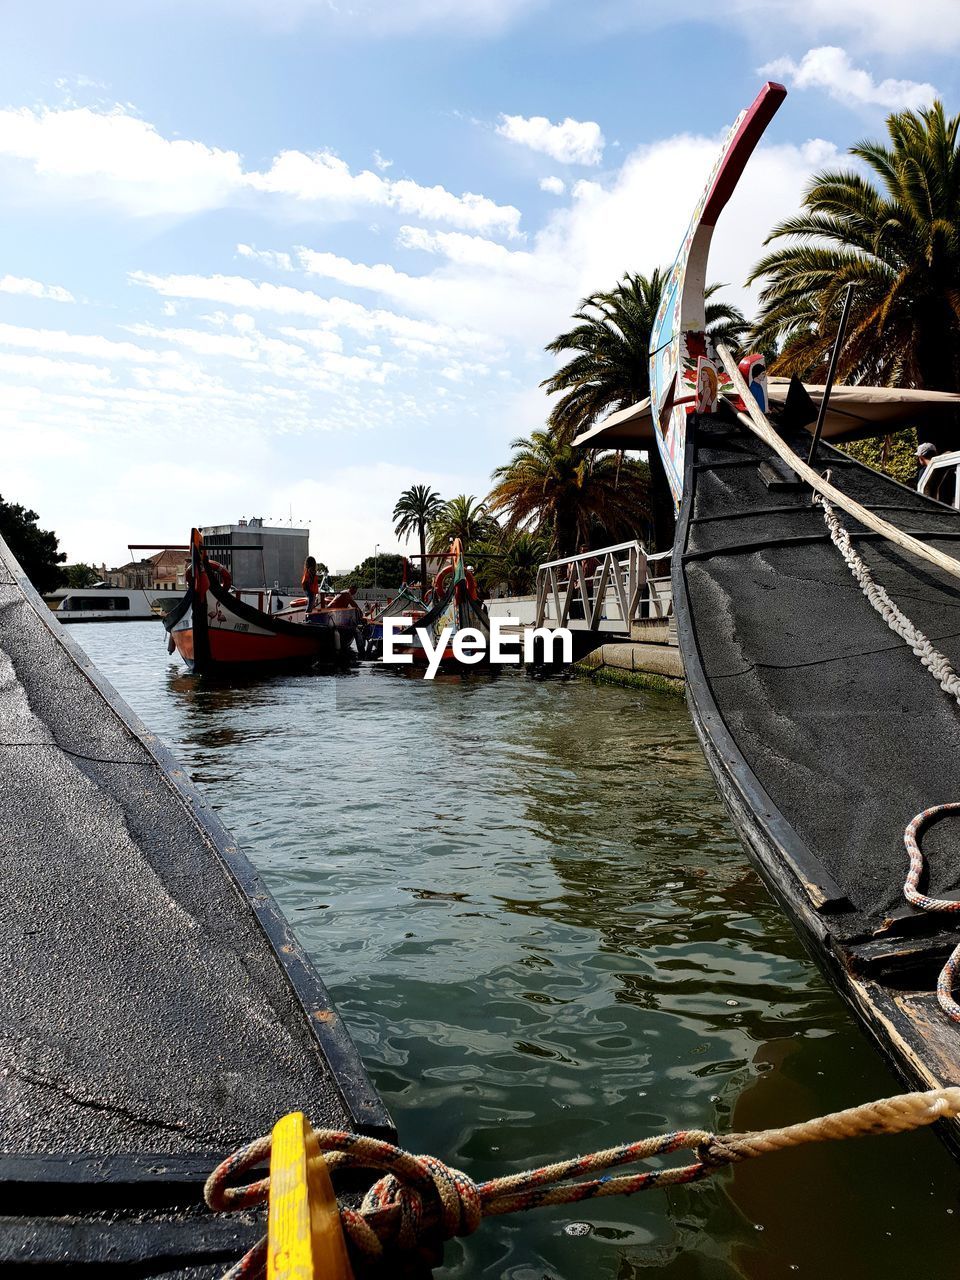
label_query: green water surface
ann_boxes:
[75,622,960,1279]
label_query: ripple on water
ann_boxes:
[75,623,960,1280]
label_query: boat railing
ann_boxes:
[535,540,672,630]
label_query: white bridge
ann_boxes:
[534,540,673,635]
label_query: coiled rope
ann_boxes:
[815,490,960,1020]
[206,1087,960,1278]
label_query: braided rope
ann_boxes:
[206,1088,960,1277]
[815,492,960,1020]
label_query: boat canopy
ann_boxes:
[572,381,960,451]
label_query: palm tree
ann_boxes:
[487,430,650,559]
[473,527,550,597]
[429,494,494,554]
[392,484,442,593]
[749,101,960,409]
[543,270,747,547]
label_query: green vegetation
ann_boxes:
[331,552,405,590]
[842,430,919,486]
[62,562,100,588]
[575,660,685,698]
[0,495,66,593]
[473,528,549,597]
[488,430,649,559]
[750,101,960,403]
[428,494,495,554]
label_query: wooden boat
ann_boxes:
[399,539,490,666]
[164,529,361,674]
[652,84,960,1150]
[0,527,393,1272]
[363,583,426,659]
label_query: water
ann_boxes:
[74,622,960,1278]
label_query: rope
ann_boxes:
[814,491,960,1020]
[206,1088,960,1277]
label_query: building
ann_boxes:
[102,549,187,593]
[200,517,308,593]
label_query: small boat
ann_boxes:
[398,539,490,666]
[363,579,426,659]
[0,526,392,1272]
[651,84,960,1152]
[51,586,173,622]
[164,529,361,675]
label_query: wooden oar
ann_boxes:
[714,343,960,586]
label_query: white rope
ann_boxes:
[814,493,960,706]
[814,490,960,1020]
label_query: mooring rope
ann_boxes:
[206,1088,960,1278]
[815,490,960,1020]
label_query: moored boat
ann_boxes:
[397,539,490,666]
[652,84,960,1152]
[164,529,361,675]
[0,525,393,1273]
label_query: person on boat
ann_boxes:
[916,442,940,496]
[301,556,320,614]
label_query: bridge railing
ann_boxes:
[534,540,672,630]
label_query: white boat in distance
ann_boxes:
[52,587,174,622]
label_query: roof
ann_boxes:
[572,381,960,450]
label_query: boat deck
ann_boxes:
[0,533,391,1270]
[682,420,960,942]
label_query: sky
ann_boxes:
[2,0,959,572]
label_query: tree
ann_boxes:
[332,552,405,590]
[393,484,443,593]
[0,495,66,593]
[749,101,960,441]
[428,494,496,554]
[487,430,650,559]
[63,563,100,588]
[473,527,550,597]
[543,270,748,548]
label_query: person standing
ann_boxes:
[301,556,319,615]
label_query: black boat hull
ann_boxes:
[674,414,960,1153]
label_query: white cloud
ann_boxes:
[0,105,244,216]
[128,270,489,352]
[0,350,113,385]
[0,275,74,303]
[761,46,938,110]
[372,149,393,171]
[236,243,293,271]
[539,175,565,195]
[0,104,522,236]
[0,321,179,364]
[219,0,547,38]
[246,149,522,236]
[496,113,604,166]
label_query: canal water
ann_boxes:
[75,622,960,1279]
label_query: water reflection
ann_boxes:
[73,623,960,1279]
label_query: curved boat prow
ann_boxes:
[648,81,786,507]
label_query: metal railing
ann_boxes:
[534,540,672,630]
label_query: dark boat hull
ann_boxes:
[674,414,960,1151]
[1,531,392,1272]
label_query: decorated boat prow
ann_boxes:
[164,528,359,675]
[398,538,490,666]
[648,81,786,507]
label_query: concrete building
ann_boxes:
[200,517,308,593]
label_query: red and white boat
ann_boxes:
[164,529,361,675]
